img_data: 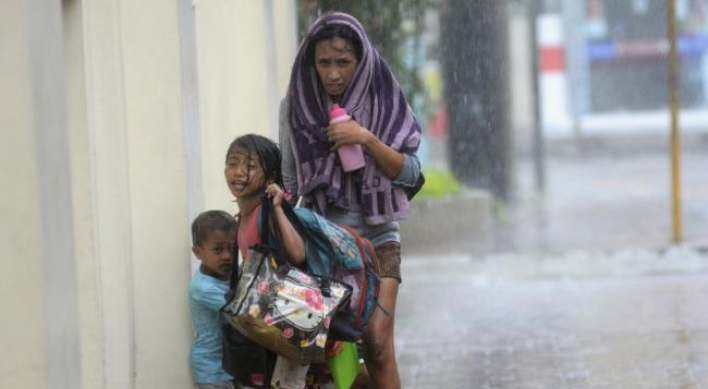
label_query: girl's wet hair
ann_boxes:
[306,23,363,66]
[191,210,236,246]
[225,134,283,189]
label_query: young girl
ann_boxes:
[223,134,309,389]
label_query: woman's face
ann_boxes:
[314,37,359,101]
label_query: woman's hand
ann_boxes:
[330,119,405,180]
[327,119,370,150]
[265,183,285,207]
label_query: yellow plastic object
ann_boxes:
[326,341,361,389]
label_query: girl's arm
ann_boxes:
[326,120,404,180]
[266,184,306,266]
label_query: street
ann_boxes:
[495,152,708,254]
[397,250,708,389]
[395,151,708,388]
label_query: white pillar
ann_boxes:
[80,0,137,387]
[25,0,83,385]
[80,0,194,387]
[117,0,193,386]
[537,13,572,137]
[0,2,62,387]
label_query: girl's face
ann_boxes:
[224,146,265,200]
[314,37,359,102]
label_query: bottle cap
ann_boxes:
[330,104,348,119]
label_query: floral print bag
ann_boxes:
[221,200,351,365]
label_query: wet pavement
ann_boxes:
[493,152,708,254]
[396,249,708,389]
[394,151,708,388]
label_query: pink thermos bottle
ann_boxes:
[330,104,365,172]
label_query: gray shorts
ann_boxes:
[325,210,403,283]
[376,241,402,283]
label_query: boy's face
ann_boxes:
[224,147,266,200]
[192,229,235,280]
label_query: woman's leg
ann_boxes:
[363,278,400,389]
[363,241,401,389]
[351,363,371,389]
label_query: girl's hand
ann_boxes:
[327,119,369,150]
[265,183,285,207]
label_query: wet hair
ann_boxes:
[224,134,283,190]
[191,210,236,246]
[306,23,363,66]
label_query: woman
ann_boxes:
[279,12,422,389]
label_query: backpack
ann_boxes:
[285,205,380,342]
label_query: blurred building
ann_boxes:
[0,1,296,388]
[586,0,708,112]
[538,0,708,136]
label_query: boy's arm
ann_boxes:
[191,282,228,311]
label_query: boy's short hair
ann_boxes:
[191,210,236,246]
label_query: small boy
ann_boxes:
[189,210,237,389]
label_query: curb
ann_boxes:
[401,190,493,256]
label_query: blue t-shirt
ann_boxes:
[189,270,232,384]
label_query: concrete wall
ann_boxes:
[0,1,296,388]
[194,0,297,216]
[0,2,47,387]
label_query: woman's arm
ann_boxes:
[279,99,299,197]
[327,120,405,180]
[266,184,305,266]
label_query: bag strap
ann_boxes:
[228,214,241,290]
[228,194,276,290]
[227,195,293,291]
[277,198,310,241]
[258,195,309,268]
[227,198,278,294]
[259,194,271,247]
[233,250,268,315]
